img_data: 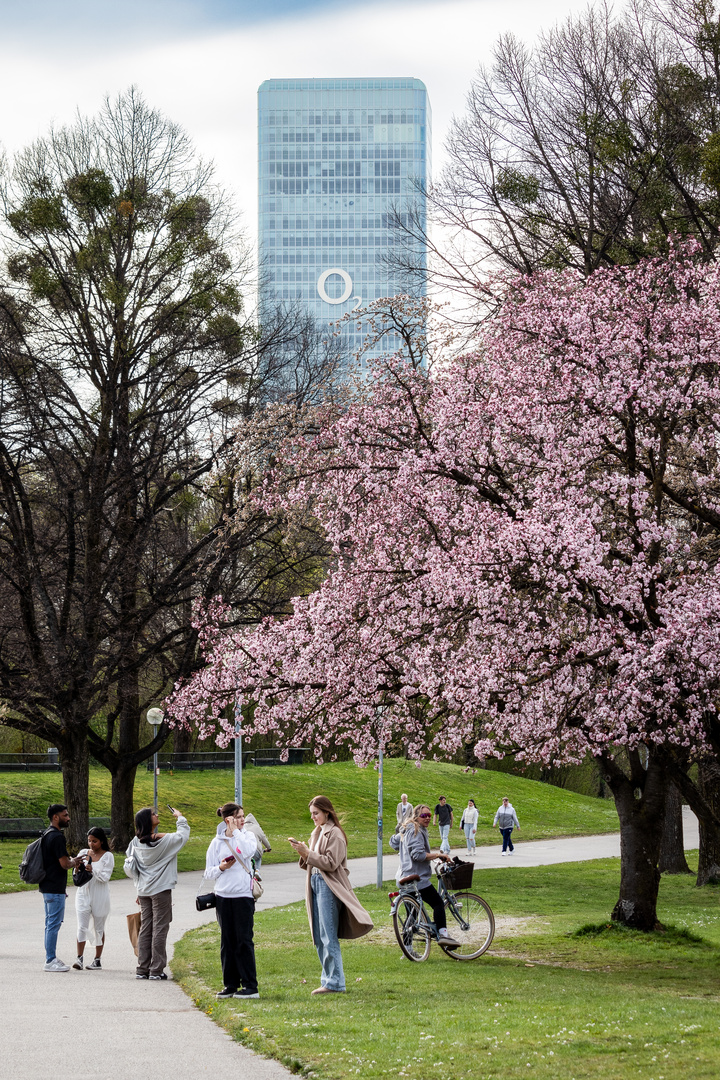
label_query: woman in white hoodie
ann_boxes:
[204,802,259,1000]
[123,806,190,980]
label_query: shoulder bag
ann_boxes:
[223,836,264,900]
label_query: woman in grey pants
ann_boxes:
[124,807,190,979]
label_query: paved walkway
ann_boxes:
[0,810,699,1079]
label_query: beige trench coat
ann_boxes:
[299,824,374,942]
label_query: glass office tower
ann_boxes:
[258,77,430,364]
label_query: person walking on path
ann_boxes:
[493,797,520,854]
[123,806,189,979]
[460,799,479,854]
[395,794,414,832]
[433,796,454,854]
[73,826,114,970]
[288,795,373,995]
[39,804,83,972]
[244,811,272,868]
[389,804,460,946]
[204,803,260,1000]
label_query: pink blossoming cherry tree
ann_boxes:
[170,244,720,930]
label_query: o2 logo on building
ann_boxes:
[317,268,361,309]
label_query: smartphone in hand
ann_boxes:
[166,804,174,812]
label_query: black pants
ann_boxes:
[215,895,258,993]
[419,884,446,931]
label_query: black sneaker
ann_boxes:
[88,958,102,970]
[216,988,237,999]
[234,989,260,999]
[149,973,168,980]
[136,973,149,979]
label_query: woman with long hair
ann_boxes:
[288,795,373,994]
[389,804,459,946]
[461,798,479,855]
[123,806,189,980]
[203,802,260,1000]
[72,826,114,970]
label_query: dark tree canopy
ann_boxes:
[0,90,334,846]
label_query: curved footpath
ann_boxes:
[0,811,699,1080]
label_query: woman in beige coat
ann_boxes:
[289,795,373,994]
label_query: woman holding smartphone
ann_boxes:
[72,827,114,970]
[288,795,373,995]
[123,806,189,980]
[204,802,259,1000]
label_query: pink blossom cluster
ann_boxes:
[168,244,720,767]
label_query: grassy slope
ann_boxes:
[172,858,720,1080]
[0,759,618,892]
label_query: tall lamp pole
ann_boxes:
[376,706,385,889]
[146,708,164,811]
[377,740,384,888]
[234,697,243,807]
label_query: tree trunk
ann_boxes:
[697,759,720,887]
[59,728,90,850]
[173,724,193,754]
[110,761,138,852]
[659,782,692,875]
[602,750,667,931]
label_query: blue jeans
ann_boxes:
[463,823,476,852]
[439,824,451,854]
[311,874,345,991]
[43,892,66,962]
[501,827,514,852]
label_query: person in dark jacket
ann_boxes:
[40,804,83,972]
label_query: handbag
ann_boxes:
[72,861,93,888]
[222,837,264,900]
[195,879,217,912]
[126,911,141,956]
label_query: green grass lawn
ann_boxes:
[0,759,619,892]
[171,857,720,1080]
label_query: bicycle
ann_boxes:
[389,857,494,962]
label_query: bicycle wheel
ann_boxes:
[393,895,431,962]
[441,891,495,960]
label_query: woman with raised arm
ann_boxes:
[288,795,373,995]
[123,806,189,980]
[204,802,259,1000]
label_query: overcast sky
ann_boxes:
[0,0,593,247]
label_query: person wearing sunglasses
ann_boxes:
[389,804,460,947]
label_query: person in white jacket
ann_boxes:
[123,806,189,979]
[204,802,259,1000]
[460,799,479,854]
[73,827,114,970]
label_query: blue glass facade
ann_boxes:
[258,77,430,363]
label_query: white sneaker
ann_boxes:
[501,851,507,856]
[44,958,70,972]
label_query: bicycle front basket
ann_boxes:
[441,859,474,890]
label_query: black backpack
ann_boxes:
[19,829,50,884]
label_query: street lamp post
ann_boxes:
[377,740,384,889]
[234,697,243,807]
[146,708,164,811]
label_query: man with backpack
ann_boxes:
[39,804,82,971]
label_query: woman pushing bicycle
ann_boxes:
[389,804,460,948]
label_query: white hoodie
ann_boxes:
[204,822,258,899]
